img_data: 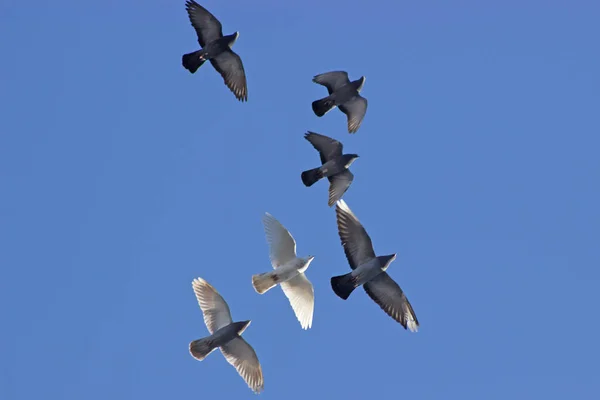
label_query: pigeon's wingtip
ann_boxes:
[407,319,419,333]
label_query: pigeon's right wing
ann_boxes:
[335,199,376,269]
[328,170,354,207]
[339,95,368,133]
[304,131,343,164]
[280,273,314,330]
[210,49,248,102]
[192,277,233,334]
[220,337,264,394]
[262,213,297,268]
[363,272,419,332]
[312,71,350,94]
[185,0,223,47]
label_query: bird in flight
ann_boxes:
[182,1,248,101]
[311,71,368,133]
[331,200,419,332]
[301,131,359,206]
[252,213,315,330]
[189,277,264,393]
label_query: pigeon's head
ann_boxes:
[353,76,366,92]
[227,31,240,47]
[343,154,360,168]
[378,253,397,271]
[235,320,252,335]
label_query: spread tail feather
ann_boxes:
[189,337,216,361]
[252,272,278,294]
[312,97,336,117]
[301,167,323,187]
[182,50,206,74]
[330,273,357,300]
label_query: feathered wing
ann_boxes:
[262,213,297,268]
[328,170,354,207]
[210,49,248,102]
[220,337,264,394]
[363,272,419,332]
[339,95,368,133]
[335,200,376,269]
[192,278,233,334]
[185,0,223,47]
[280,273,315,330]
[304,131,343,164]
[312,71,350,94]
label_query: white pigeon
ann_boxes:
[251,213,315,330]
[189,277,264,394]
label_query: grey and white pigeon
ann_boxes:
[331,200,419,332]
[182,1,248,101]
[311,71,367,133]
[251,213,315,330]
[301,131,359,207]
[189,277,264,393]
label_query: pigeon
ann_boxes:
[251,213,315,330]
[189,277,264,393]
[301,131,359,207]
[330,200,419,332]
[182,0,248,101]
[311,71,368,133]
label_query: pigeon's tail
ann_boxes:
[182,50,206,74]
[189,337,215,361]
[330,272,357,300]
[301,167,323,187]
[312,97,336,117]
[252,271,278,294]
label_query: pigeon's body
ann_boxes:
[330,200,419,332]
[189,278,264,394]
[182,1,248,101]
[311,71,368,133]
[252,213,315,330]
[301,132,359,206]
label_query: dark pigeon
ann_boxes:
[311,71,368,133]
[182,1,248,101]
[330,200,419,332]
[301,132,359,206]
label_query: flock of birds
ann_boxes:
[181,0,419,394]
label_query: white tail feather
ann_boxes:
[252,272,278,294]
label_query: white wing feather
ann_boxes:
[280,273,315,330]
[262,213,297,268]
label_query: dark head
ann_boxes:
[233,320,251,335]
[352,76,366,92]
[377,253,397,271]
[342,154,360,168]
[225,31,240,47]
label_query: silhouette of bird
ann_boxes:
[252,213,315,330]
[311,71,367,133]
[331,200,419,331]
[189,277,264,393]
[182,1,248,101]
[301,131,359,206]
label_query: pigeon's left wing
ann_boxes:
[312,71,350,94]
[280,273,315,330]
[185,0,223,47]
[335,199,376,269]
[363,272,419,332]
[192,277,233,334]
[210,49,248,102]
[328,170,354,207]
[339,95,368,133]
[262,213,297,268]
[304,131,343,164]
[221,337,264,394]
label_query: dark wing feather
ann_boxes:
[312,71,350,94]
[185,0,223,47]
[335,200,376,269]
[364,272,419,331]
[328,170,353,207]
[210,49,248,102]
[339,95,368,133]
[304,132,343,164]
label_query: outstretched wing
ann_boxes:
[312,71,350,94]
[304,131,343,164]
[210,49,248,102]
[280,273,315,330]
[192,277,233,334]
[364,272,419,332]
[262,213,297,268]
[328,170,354,207]
[339,95,368,133]
[185,0,223,47]
[335,199,376,269]
[220,337,264,394]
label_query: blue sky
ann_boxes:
[1,0,599,398]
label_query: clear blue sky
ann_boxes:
[1,1,599,399]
